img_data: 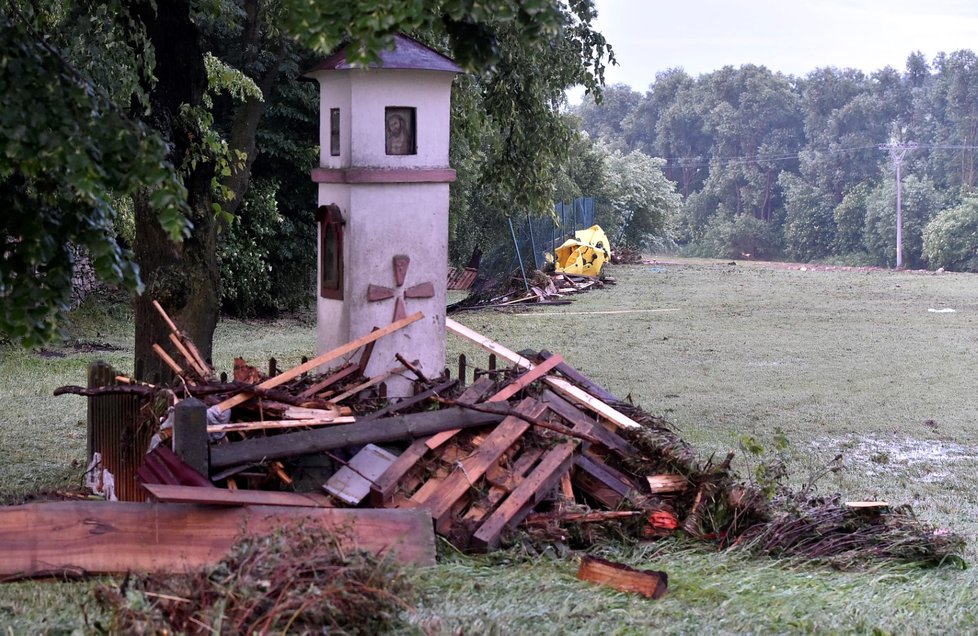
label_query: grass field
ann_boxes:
[1,258,977,633]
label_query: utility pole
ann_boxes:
[879,141,917,268]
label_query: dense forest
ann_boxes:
[572,51,978,272]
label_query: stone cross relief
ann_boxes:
[366,255,435,322]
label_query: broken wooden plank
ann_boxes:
[298,362,359,398]
[647,474,688,494]
[446,318,640,430]
[206,417,357,435]
[370,438,432,506]
[537,350,620,404]
[324,444,398,505]
[0,502,435,578]
[210,407,504,469]
[153,300,212,377]
[573,455,639,509]
[422,399,547,534]
[142,484,332,508]
[329,366,406,403]
[470,440,578,551]
[169,332,209,379]
[523,510,642,525]
[539,390,636,456]
[424,354,565,450]
[152,343,185,378]
[576,555,668,600]
[215,312,423,413]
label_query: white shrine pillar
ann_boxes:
[306,35,462,396]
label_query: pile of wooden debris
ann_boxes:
[449,269,614,311]
[37,303,963,583]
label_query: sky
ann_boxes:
[570,0,978,100]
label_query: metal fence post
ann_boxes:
[173,397,209,478]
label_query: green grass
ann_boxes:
[3,260,978,633]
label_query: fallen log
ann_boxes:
[576,555,668,599]
[0,501,435,579]
[210,406,505,470]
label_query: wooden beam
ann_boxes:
[424,354,565,451]
[206,417,356,435]
[539,390,636,456]
[210,406,504,470]
[470,440,577,551]
[422,398,547,533]
[537,350,620,404]
[446,318,640,429]
[0,502,435,578]
[142,484,333,508]
[369,438,432,506]
[576,555,668,599]
[298,362,359,398]
[152,343,185,377]
[329,366,406,403]
[215,312,423,413]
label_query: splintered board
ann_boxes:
[0,501,435,578]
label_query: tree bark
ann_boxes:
[131,0,219,381]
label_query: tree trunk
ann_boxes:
[131,0,219,381]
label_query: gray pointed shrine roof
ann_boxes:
[305,34,463,75]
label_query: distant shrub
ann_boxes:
[864,175,946,268]
[694,213,782,260]
[833,184,871,255]
[922,196,978,272]
[780,172,836,262]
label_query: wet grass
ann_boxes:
[2,259,978,632]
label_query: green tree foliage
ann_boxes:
[598,149,681,249]
[696,213,782,261]
[0,6,188,346]
[780,172,836,261]
[863,175,946,268]
[832,183,872,256]
[1,0,612,356]
[576,48,978,268]
[575,83,641,150]
[922,196,978,272]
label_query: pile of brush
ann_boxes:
[95,523,414,634]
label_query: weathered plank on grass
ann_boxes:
[210,407,504,469]
[0,501,435,578]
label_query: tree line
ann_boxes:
[572,51,978,272]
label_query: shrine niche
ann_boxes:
[305,34,462,395]
[385,107,416,155]
[317,204,343,300]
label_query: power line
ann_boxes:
[657,143,978,170]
